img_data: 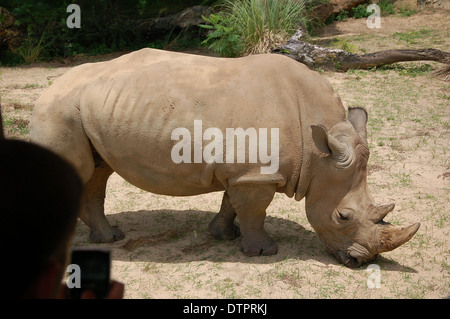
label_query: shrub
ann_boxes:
[378,0,396,15]
[336,10,349,21]
[1,0,219,64]
[200,13,245,57]
[14,34,47,64]
[351,5,371,19]
[201,0,308,56]
[332,0,397,24]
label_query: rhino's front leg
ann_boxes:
[209,191,240,240]
[228,184,278,256]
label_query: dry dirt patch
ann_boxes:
[0,10,448,299]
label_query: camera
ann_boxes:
[68,248,111,299]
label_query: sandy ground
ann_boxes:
[0,9,448,299]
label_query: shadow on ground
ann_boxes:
[73,209,417,273]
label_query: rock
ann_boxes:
[418,0,450,9]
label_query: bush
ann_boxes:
[351,5,371,19]
[200,13,245,57]
[378,0,396,15]
[2,0,142,61]
[201,0,308,57]
[1,0,218,64]
[14,34,47,64]
[335,10,349,21]
[331,0,397,24]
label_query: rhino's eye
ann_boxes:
[338,211,350,220]
[333,208,355,225]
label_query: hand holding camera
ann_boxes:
[65,248,124,299]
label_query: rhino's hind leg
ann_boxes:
[228,184,278,256]
[80,151,125,243]
[208,191,240,240]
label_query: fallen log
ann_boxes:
[273,28,450,71]
[339,48,450,70]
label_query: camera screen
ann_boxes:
[69,249,111,298]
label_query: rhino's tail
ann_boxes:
[29,98,95,183]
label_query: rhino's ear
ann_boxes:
[348,107,368,139]
[311,125,347,156]
[311,125,332,155]
[311,125,352,166]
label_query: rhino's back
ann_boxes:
[35,49,345,196]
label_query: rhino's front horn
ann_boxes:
[369,203,395,223]
[377,223,420,253]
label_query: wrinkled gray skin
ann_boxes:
[30,49,419,267]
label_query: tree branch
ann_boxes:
[273,29,450,71]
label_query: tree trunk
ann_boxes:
[273,29,450,71]
[339,48,450,70]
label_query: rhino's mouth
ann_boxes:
[335,249,377,268]
[335,241,377,268]
[335,250,361,268]
[323,239,374,268]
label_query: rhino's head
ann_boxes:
[306,107,420,268]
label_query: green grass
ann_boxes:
[375,63,433,77]
[398,8,417,17]
[393,29,434,45]
[330,38,358,53]
[22,83,39,89]
[392,171,412,187]
[2,114,29,137]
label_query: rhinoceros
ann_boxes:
[30,48,419,267]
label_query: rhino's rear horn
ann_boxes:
[369,203,395,223]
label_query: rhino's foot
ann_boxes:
[240,233,278,256]
[88,226,125,243]
[209,191,239,240]
[209,221,240,240]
